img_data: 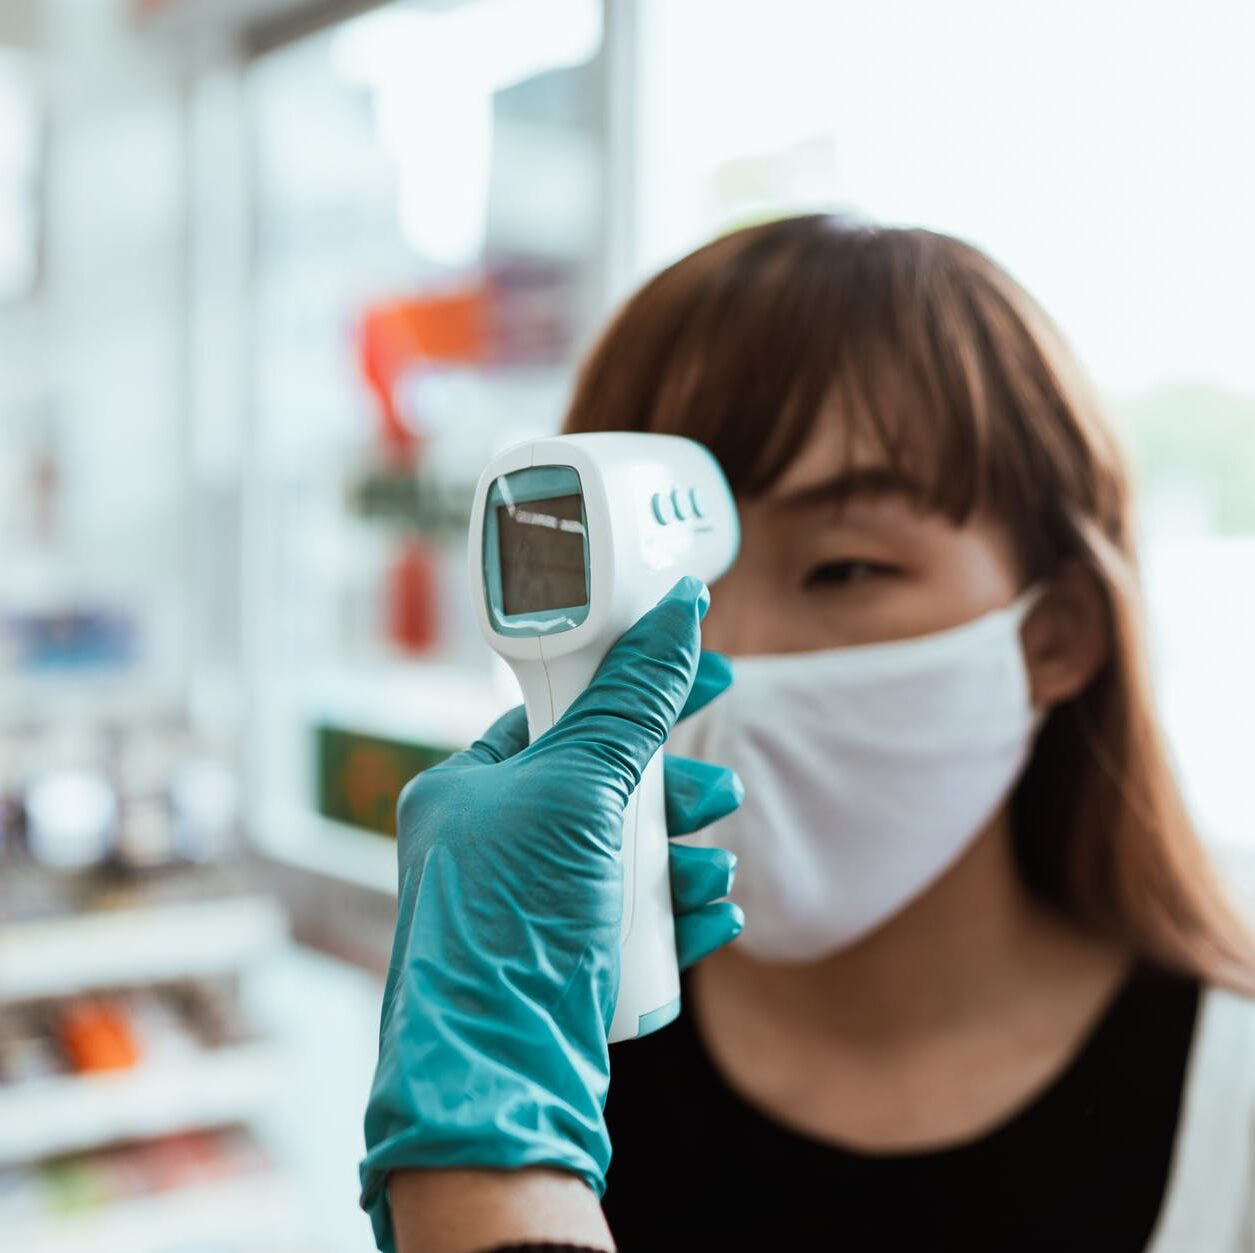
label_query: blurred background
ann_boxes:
[0,0,1251,1248]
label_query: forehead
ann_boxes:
[764,414,912,504]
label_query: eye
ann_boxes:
[803,559,895,590]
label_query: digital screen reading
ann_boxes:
[497,493,588,615]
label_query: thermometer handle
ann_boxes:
[610,752,681,1041]
[514,657,681,1044]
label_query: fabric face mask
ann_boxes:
[668,592,1043,963]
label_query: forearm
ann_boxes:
[390,1167,614,1253]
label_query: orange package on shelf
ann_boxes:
[57,1001,142,1072]
[358,286,492,456]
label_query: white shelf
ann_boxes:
[0,669,181,730]
[7,1171,296,1253]
[255,809,399,897]
[0,895,288,1004]
[303,657,520,749]
[0,1039,281,1166]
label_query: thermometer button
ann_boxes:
[669,487,688,520]
[651,493,669,525]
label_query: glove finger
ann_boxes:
[677,650,733,722]
[664,756,744,835]
[669,842,737,913]
[451,706,530,767]
[537,577,708,796]
[675,900,745,970]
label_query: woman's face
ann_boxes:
[702,420,1024,657]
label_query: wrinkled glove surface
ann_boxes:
[360,578,743,1251]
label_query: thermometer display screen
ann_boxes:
[497,493,588,615]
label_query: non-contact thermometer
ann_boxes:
[468,433,739,1041]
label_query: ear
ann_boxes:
[1020,562,1112,707]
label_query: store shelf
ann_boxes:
[0,895,288,1004]
[0,668,180,730]
[6,1170,295,1253]
[255,810,400,897]
[304,658,520,749]
[0,1039,280,1166]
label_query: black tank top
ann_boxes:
[600,962,1199,1252]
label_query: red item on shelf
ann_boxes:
[57,1002,141,1073]
[389,541,440,653]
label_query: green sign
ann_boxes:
[315,724,456,837]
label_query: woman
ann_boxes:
[361,216,1255,1252]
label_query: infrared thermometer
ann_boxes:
[468,433,739,1041]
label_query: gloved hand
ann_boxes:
[360,577,743,1251]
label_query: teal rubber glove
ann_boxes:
[360,577,743,1251]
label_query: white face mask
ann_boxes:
[668,592,1044,963]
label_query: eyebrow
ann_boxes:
[770,466,924,512]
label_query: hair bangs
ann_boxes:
[579,217,1016,525]
[814,308,996,525]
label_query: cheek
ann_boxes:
[702,564,788,654]
[704,564,831,654]
[703,512,846,654]
[913,522,1024,625]
[704,563,870,654]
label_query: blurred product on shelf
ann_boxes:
[0,719,242,875]
[0,1011,61,1085]
[484,258,581,367]
[386,539,439,654]
[349,466,475,540]
[23,766,118,869]
[1,607,138,673]
[0,981,255,1089]
[56,1002,141,1074]
[0,1127,278,1248]
[357,262,578,457]
[358,285,492,460]
[170,758,243,865]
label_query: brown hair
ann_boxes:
[564,214,1255,989]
